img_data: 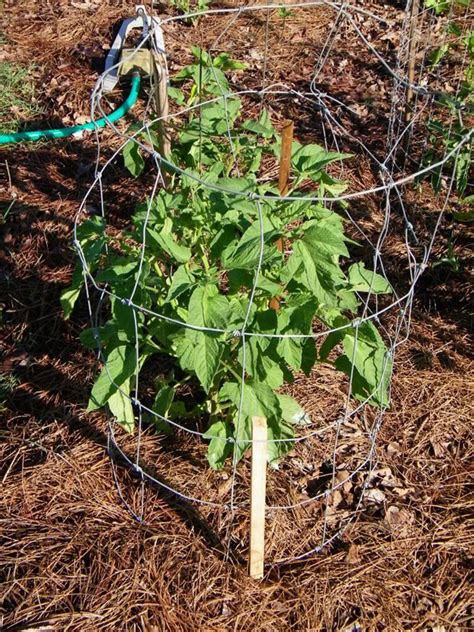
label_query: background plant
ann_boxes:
[169,0,211,23]
[423,0,473,196]
[0,62,42,134]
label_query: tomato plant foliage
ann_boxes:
[63,50,393,469]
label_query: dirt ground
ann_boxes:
[0,1,472,630]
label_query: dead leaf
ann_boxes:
[385,505,414,535]
[430,439,446,457]
[345,544,361,565]
[335,469,352,494]
[366,488,385,503]
[332,489,343,508]
[393,487,413,498]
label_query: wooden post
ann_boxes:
[269,120,294,311]
[249,416,268,579]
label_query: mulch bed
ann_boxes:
[0,1,472,630]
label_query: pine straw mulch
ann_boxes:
[1,340,472,631]
[1,1,473,630]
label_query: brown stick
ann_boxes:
[405,0,420,122]
[153,53,171,160]
[249,416,268,579]
[270,120,294,311]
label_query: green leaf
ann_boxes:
[222,216,279,270]
[303,216,350,258]
[337,288,360,313]
[176,332,223,393]
[277,393,311,426]
[96,261,138,285]
[285,213,351,305]
[174,63,195,81]
[174,285,229,392]
[292,143,351,179]
[258,355,285,389]
[187,284,230,330]
[204,420,233,469]
[319,314,349,361]
[109,295,138,342]
[60,264,85,319]
[348,262,392,294]
[276,297,317,371]
[455,149,471,196]
[203,66,229,94]
[247,147,263,174]
[318,171,348,197]
[79,323,129,349]
[147,224,192,263]
[150,385,175,434]
[237,310,287,385]
[166,265,196,301]
[219,380,282,418]
[168,86,186,105]
[447,22,462,37]
[338,321,391,407]
[452,209,474,223]
[287,240,343,306]
[108,377,135,433]
[219,380,283,462]
[175,58,230,95]
[75,214,105,238]
[213,52,247,71]
[241,109,275,139]
[198,98,241,135]
[214,175,256,193]
[219,378,295,465]
[133,191,183,227]
[301,338,317,376]
[425,0,449,14]
[191,46,212,66]
[430,43,450,66]
[277,335,303,370]
[267,416,295,466]
[87,345,136,411]
[153,385,175,418]
[123,139,145,177]
[61,216,106,319]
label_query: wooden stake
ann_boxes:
[270,120,294,311]
[278,120,294,197]
[249,416,268,579]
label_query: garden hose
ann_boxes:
[0,73,141,145]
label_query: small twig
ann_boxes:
[4,159,14,194]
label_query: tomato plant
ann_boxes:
[63,50,392,469]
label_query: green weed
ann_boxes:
[0,372,18,412]
[0,62,42,134]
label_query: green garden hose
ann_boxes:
[0,73,141,145]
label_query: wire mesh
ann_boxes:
[72,1,472,566]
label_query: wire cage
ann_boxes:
[71,1,472,565]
